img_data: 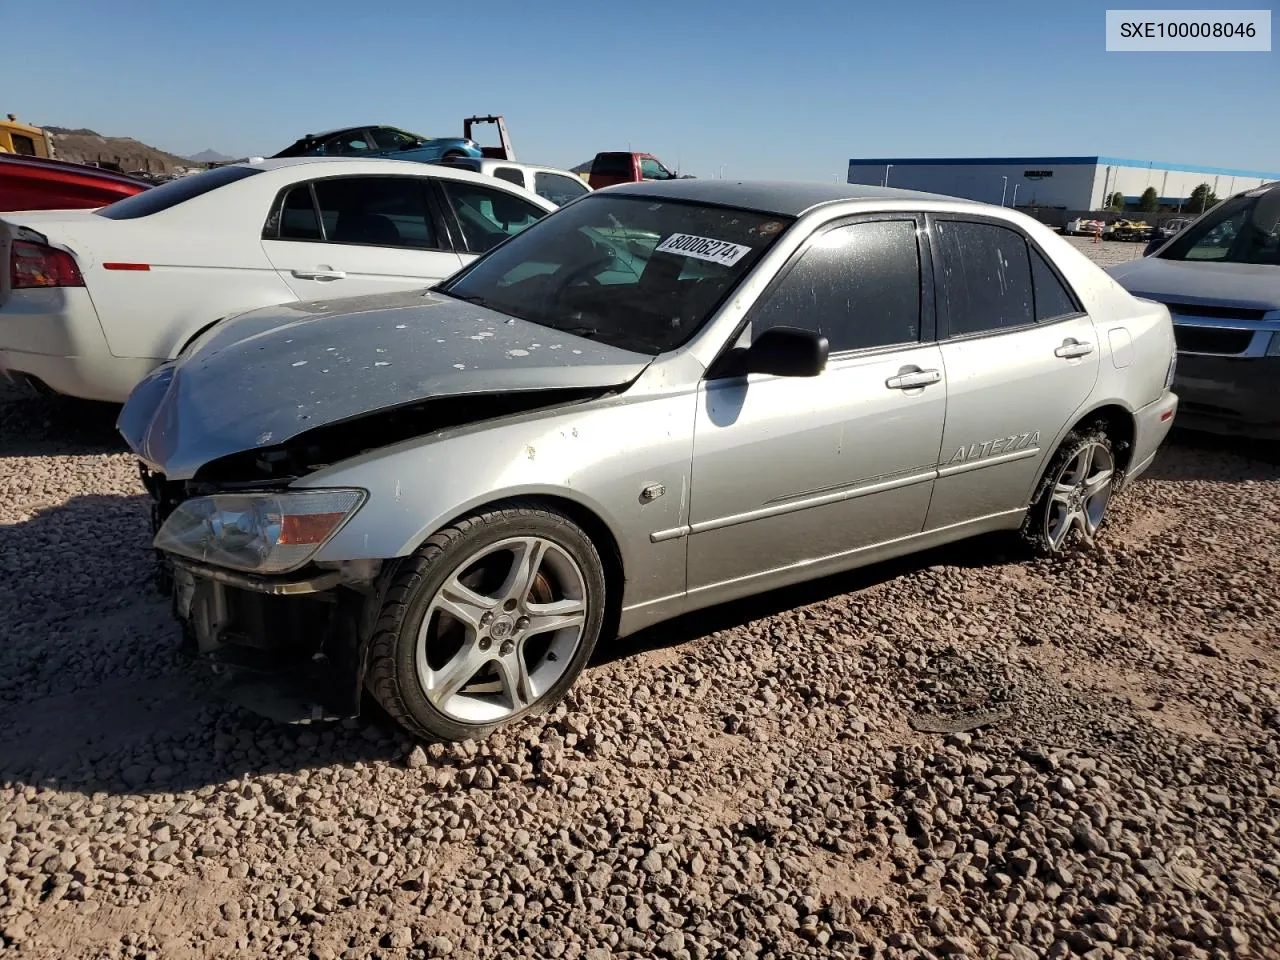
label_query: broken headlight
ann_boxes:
[153,489,365,574]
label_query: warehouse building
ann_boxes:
[846,156,1280,212]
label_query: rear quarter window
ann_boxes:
[590,153,632,176]
[97,166,263,219]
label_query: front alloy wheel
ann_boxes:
[366,505,606,742]
[416,536,588,725]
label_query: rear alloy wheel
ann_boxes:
[366,506,606,742]
[1021,425,1118,556]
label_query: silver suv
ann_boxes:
[119,179,1179,742]
[1110,182,1280,438]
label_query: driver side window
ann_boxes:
[747,219,922,353]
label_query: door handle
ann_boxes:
[291,269,347,281]
[1054,339,1094,358]
[885,368,942,390]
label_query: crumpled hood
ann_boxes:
[1107,257,1280,312]
[118,288,652,479]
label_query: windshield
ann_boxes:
[1156,187,1280,266]
[437,195,793,355]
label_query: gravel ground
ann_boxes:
[1,236,1277,960]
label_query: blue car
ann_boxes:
[270,125,483,164]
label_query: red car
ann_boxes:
[0,153,150,212]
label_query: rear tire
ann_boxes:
[365,505,606,742]
[1019,423,1119,557]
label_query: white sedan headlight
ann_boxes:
[154,489,365,574]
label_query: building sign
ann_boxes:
[1024,169,1054,179]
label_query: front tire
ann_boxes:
[366,505,607,742]
[1019,424,1118,557]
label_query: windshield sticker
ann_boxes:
[654,233,753,266]
[755,221,784,236]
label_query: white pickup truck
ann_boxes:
[431,157,592,207]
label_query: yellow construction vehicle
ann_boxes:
[0,114,56,158]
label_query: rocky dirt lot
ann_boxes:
[1,237,1277,960]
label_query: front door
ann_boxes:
[923,215,1101,529]
[687,215,947,595]
[262,174,464,300]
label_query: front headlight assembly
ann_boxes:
[154,489,366,574]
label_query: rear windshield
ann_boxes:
[590,153,632,176]
[96,166,262,219]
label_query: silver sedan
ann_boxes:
[118,179,1180,742]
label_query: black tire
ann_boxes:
[1019,422,1119,557]
[365,504,607,742]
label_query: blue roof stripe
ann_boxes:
[847,156,1280,179]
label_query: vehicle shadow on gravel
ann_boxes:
[0,385,126,457]
[1147,428,1280,480]
[0,491,403,797]
[595,533,1015,667]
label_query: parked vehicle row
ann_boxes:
[1062,217,1105,236]
[115,178,1179,741]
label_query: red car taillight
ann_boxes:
[10,239,85,289]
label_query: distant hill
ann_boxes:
[42,126,196,174]
[188,148,235,164]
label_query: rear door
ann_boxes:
[923,215,1100,529]
[261,174,464,299]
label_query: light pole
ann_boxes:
[884,163,893,187]
[1000,176,1008,206]
[1011,183,1020,208]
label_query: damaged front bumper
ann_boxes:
[164,553,383,723]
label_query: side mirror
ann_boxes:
[746,326,829,377]
[1143,238,1165,257]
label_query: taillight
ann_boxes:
[10,240,85,289]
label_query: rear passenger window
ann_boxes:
[310,176,438,249]
[1031,248,1081,321]
[278,185,322,240]
[935,220,1034,336]
[749,219,921,353]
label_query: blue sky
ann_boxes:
[9,0,1277,180]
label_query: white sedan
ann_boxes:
[0,157,558,403]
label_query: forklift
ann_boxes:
[463,115,515,161]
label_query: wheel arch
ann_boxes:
[412,490,627,640]
[1028,400,1138,504]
